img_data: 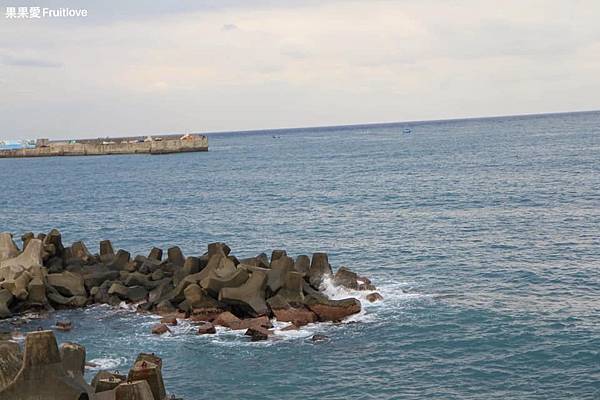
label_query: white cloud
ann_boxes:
[0,0,599,139]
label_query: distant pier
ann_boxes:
[0,133,208,158]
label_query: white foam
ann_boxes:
[87,356,127,371]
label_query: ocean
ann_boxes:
[1,111,599,399]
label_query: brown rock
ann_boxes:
[229,316,272,330]
[272,307,317,327]
[245,326,269,341]
[212,311,241,328]
[307,252,333,288]
[159,316,178,326]
[151,323,171,335]
[197,322,216,335]
[190,307,226,322]
[366,292,384,302]
[333,266,359,289]
[55,320,72,331]
[305,296,361,322]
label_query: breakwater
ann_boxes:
[0,230,381,339]
[0,329,174,399]
[0,135,208,158]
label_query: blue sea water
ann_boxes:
[1,111,600,399]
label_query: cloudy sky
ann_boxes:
[1,0,599,139]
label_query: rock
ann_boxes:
[47,271,86,297]
[0,233,19,261]
[305,296,361,322]
[109,249,131,270]
[266,256,295,294]
[151,324,171,335]
[239,253,270,269]
[272,307,317,327]
[83,270,120,290]
[0,330,91,399]
[91,370,126,393]
[197,322,216,334]
[281,324,299,331]
[46,257,64,274]
[189,305,227,322]
[148,247,163,261]
[219,270,269,317]
[126,286,148,303]
[1,271,31,300]
[245,326,269,341]
[155,300,176,315]
[128,353,166,400]
[270,249,287,264]
[0,289,14,319]
[20,232,34,249]
[212,311,241,328]
[70,240,94,264]
[207,242,231,257]
[0,238,43,271]
[307,252,333,288]
[55,320,73,331]
[60,342,86,388]
[228,316,272,330]
[99,239,115,262]
[160,316,177,325]
[108,282,129,299]
[366,292,384,302]
[43,229,65,258]
[311,334,329,342]
[201,268,249,297]
[0,341,22,391]
[27,277,47,305]
[123,272,154,289]
[277,271,305,305]
[294,255,310,275]
[147,281,172,306]
[173,256,201,286]
[333,266,359,289]
[358,283,377,291]
[167,246,185,267]
[151,270,165,281]
[183,284,221,309]
[114,380,155,400]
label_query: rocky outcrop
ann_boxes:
[307,252,333,288]
[0,233,19,261]
[305,296,361,322]
[0,229,377,343]
[0,330,91,399]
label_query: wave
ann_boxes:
[87,356,128,371]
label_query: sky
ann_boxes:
[1,0,599,139]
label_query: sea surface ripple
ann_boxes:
[1,111,599,399]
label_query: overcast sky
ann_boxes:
[1,0,599,139]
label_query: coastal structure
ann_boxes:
[0,133,208,158]
[0,330,171,399]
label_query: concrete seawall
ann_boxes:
[0,136,208,158]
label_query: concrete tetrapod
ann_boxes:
[0,341,22,391]
[0,330,91,400]
[219,270,269,316]
[307,252,333,288]
[0,238,44,271]
[0,233,19,261]
[128,353,166,400]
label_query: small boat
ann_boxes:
[403,128,412,134]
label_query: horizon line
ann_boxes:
[2,108,598,141]
[205,108,600,136]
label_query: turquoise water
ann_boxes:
[1,111,599,399]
